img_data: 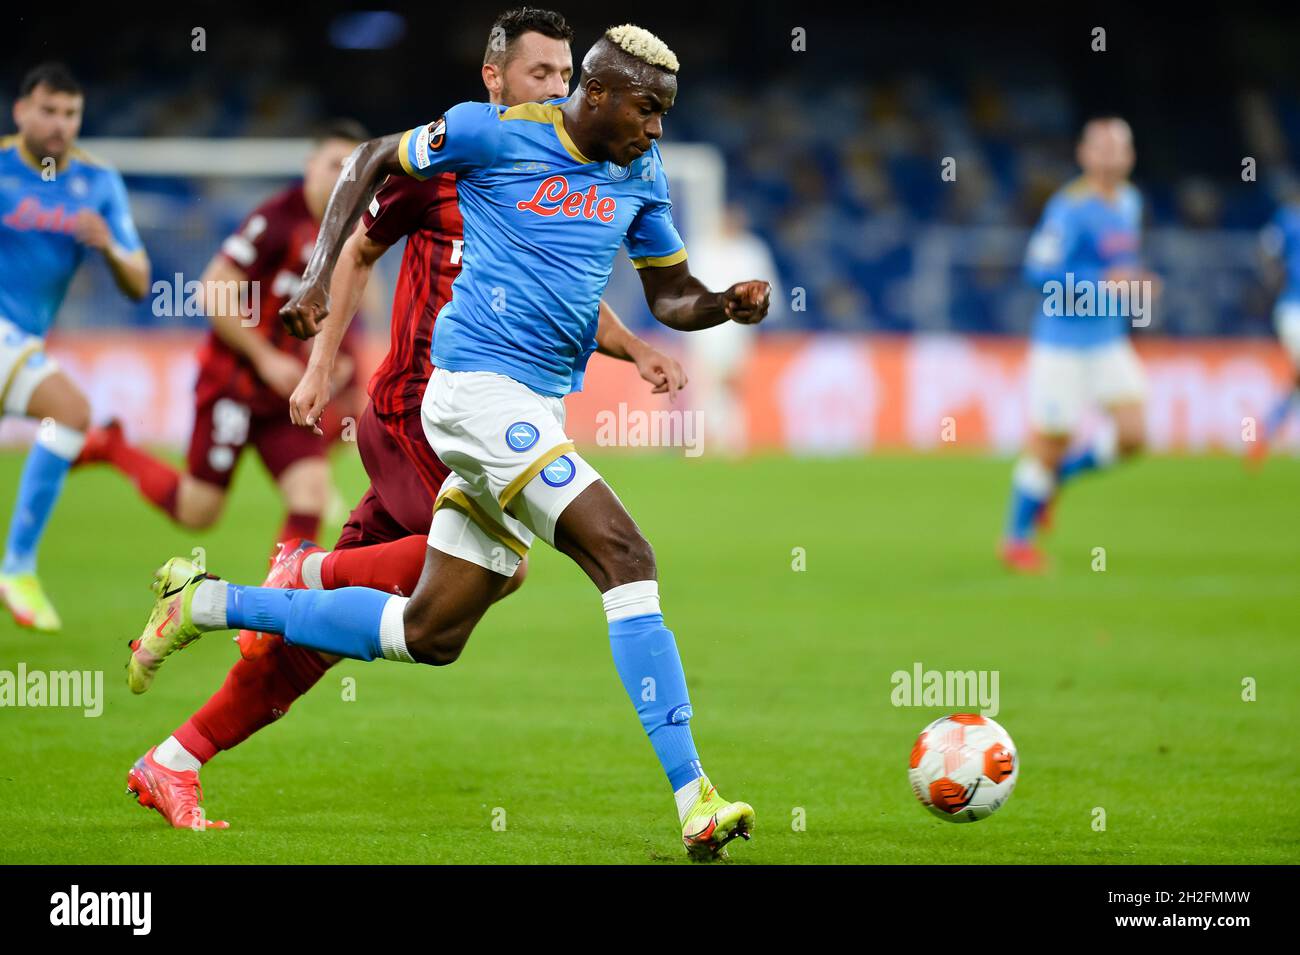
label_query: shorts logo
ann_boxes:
[506,421,539,452]
[540,455,576,487]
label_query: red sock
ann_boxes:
[321,534,428,596]
[110,443,180,517]
[172,644,332,763]
[279,511,320,545]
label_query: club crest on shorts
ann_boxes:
[506,421,539,452]
[540,455,576,487]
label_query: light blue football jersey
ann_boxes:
[1262,204,1300,306]
[1022,177,1142,348]
[0,135,143,337]
[399,99,686,396]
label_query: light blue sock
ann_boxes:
[1264,390,1297,440]
[608,611,702,791]
[224,585,392,661]
[3,433,81,575]
[1056,446,1099,483]
[1004,456,1055,542]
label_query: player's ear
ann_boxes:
[482,63,501,98]
[582,77,605,108]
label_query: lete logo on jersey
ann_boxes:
[516,176,617,222]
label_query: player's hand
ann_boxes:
[73,209,112,251]
[723,280,771,325]
[255,350,307,401]
[630,343,688,400]
[280,281,330,340]
[290,363,332,436]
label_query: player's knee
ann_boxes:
[55,393,91,433]
[597,525,656,587]
[1118,428,1145,457]
[500,556,529,598]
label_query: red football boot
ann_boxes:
[75,419,124,467]
[126,746,229,830]
[236,538,323,660]
[1000,538,1046,574]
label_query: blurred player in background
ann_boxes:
[1250,193,1300,463]
[0,62,149,631]
[77,121,369,549]
[685,202,781,455]
[122,8,684,831]
[1001,117,1159,573]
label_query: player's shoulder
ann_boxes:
[496,98,566,126]
[67,144,114,172]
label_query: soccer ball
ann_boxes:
[908,714,1018,823]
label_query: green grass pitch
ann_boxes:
[0,447,1297,864]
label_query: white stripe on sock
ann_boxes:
[379,595,414,662]
[602,580,661,622]
[37,422,86,461]
[1013,456,1056,497]
[154,735,202,773]
[301,551,325,590]
[190,579,229,630]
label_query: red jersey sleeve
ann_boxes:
[218,191,296,282]
[362,174,444,247]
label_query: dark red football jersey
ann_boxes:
[195,184,323,414]
[360,172,462,418]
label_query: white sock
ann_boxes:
[190,579,229,630]
[1092,424,1119,468]
[154,735,202,773]
[301,551,326,590]
[379,596,414,662]
[601,580,661,622]
[675,775,708,823]
[1013,455,1056,498]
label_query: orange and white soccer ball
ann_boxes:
[908,714,1018,823]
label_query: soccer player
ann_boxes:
[1001,117,1158,573]
[1249,195,1300,463]
[130,25,768,860]
[0,62,150,631]
[76,121,370,549]
[123,9,685,832]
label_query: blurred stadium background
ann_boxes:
[4,4,1300,454]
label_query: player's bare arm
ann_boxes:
[594,300,688,397]
[201,255,302,399]
[291,222,390,432]
[280,133,405,339]
[637,260,771,331]
[73,208,150,300]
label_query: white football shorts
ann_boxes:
[1274,302,1300,365]
[421,368,601,576]
[0,315,59,416]
[1027,338,1146,435]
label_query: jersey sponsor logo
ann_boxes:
[515,175,617,223]
[505,421,539,452]
[2,198,79,235]
[540,454,576,487]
